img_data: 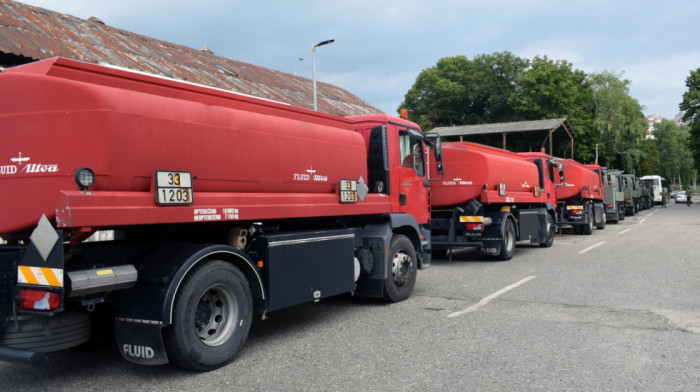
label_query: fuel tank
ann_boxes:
[0,58,368,236]
[557,159,605,201]
[431,142,541,207]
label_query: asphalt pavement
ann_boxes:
[1,203,698,391]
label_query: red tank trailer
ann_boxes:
[429,142,557,260]
[520,153,605,235]
[0,57,443,370]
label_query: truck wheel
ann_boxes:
[610,211,619,224]
[383,234,417,302]
[539,214,555,247]
[539,213,554,248]
[497,218,516,260]
[164,260,253,371]
[595,212,606,230]
[582,216,594,235]
[0,311,90,353]
[619,207,625,220]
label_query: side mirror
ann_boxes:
[432,136,443,163]
[425,132,444,181]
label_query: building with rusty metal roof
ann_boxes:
[0,0,382,116]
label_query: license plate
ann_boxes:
[339,179,357,204]
[155,171,193,205]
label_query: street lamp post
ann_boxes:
[312,39,335,111]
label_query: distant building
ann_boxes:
[646,114,664,140]
[674,111,688,126]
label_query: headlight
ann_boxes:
[74,167,95,190]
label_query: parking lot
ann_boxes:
[1,204,698,391]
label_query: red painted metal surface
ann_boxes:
[350,115,432,224]
[0,58,394,237]
[431,142,547,207]
[557,160,605,201]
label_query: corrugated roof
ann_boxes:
[432,118,574,137]
[0,0,381,116]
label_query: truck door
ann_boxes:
[398,130,430,223]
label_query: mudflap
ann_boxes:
[353,222,392,298]
[114,320,168,365]
[480,212,506,256]
[114,277,170,365]
[353,215,428,298]
[479,240,502,257]
[536,208,550,243]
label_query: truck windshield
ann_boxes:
[399,131,425,176]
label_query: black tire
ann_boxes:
[573,225,583,234]
[619,206,625,220]
[582,215,594,235]
[595,211,606,230]
[497,218,516,260]
[610,211,619,224]
[163,260,253,371]
[383,234,417,302]
[539,213,554,248]
[0,311,90,352]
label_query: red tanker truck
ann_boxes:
[429,142,557,260]
[0,58,443,370]
[521,153,605,235]
[556,160,606,234]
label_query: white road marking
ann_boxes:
[620,228,631,234]
[639,218,646,224]
[578,241,606,254]
[448,276,537,318]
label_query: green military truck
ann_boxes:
[604,169,626,223]
[639,178,654,210]
[622,174,640,215]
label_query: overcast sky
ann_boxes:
[17,0,700,119]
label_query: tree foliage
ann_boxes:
[653,120,694,187]
[588,70,648,171]
[680,67,700,171]
[400,52,649,167]
[400,52,528,130]
[509,56,595,161]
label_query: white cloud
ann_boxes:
[622,51,700,117]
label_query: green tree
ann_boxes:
[400,52,528,130]
[653,120,694,187]
[588,71,648,171]
[680,67,700,171]
[508,56,595,161]
[639,139,658,176]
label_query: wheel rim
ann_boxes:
[195,283,239,347]
[505,225,514,251]
[392,250,413,287]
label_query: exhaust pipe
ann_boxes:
[0,346,46,366]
